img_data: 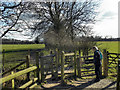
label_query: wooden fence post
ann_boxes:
[116,59,120,90]
[50,51,54,77]
[61,51,65,84]
[55,49,58,79]
[36,51,40,83]
[2,49,5,72]
[58,49,61,65]
[11,71,15,88]
[26,55,30,81]
[74,51,77,77]
[28,49,30,56]
[103,49,108,77]
[40,52,44,82]
[77,50,81,78]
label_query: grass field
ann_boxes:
[97,41,119,53]
[1,44,45,52]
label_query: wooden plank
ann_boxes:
[80,55,94,58]
[11,71,14,88]
[2,61,26,76]
[29,83,38,88]
[64,53,75,57]
[39,54,55,58]
[108,53,119,55]
[0,66,37,84]
[19,78,38,89]
[85,59,94,64]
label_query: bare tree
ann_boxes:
[0,1,36,39]
[29,1,100,49]
[0,0,100,49]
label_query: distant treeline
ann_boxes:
[2,39,35,44]
[1,38,120,44]
[94,38,120,41]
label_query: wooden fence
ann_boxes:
[1,49,120,89]
[1,52,40,89]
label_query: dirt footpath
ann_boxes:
[35,78,116,90]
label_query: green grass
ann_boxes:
[97,41,119,53]
[1,44,45,71]
[1,44,45,52]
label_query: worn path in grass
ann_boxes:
[34,72,117,89]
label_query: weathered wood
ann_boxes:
[40,52,44,82]
[64,53,75,57]
[2,49,5,72]
[116,59,120,90]
[55,49,58,78]
[26,55,30,81]
[39,54,55,58]
[58,49,61,65]
[85,59,94,64]
[61,51,65,84]
[77,50,81,78]
[29,83,38,88]
[80,55,94,58]
[50,51,54,78]
[11,71,14,88]
[19,78,38,88]
[36,52,40,83]
[0,66,37,84]
[103,49,108,77]
[74,51,77,77]
[2,61,26,76]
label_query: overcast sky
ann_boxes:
[2,0,119,40]
[93,0,119,38]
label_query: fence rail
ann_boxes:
[1,52,40,89]
[0,66,37,84]
[2,60,26,76]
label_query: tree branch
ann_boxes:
[0,10,23,38]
